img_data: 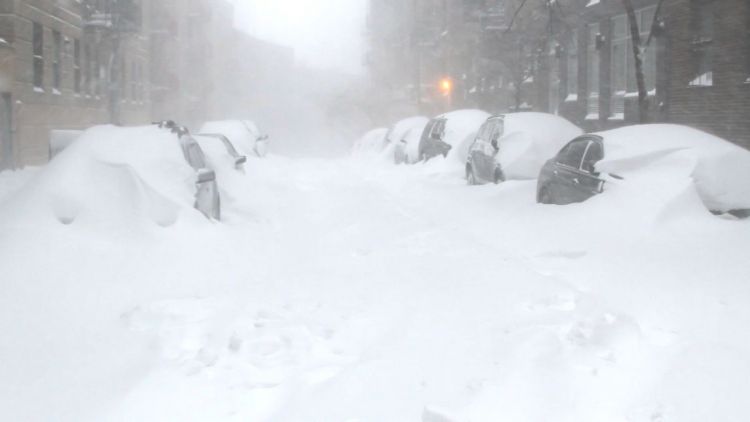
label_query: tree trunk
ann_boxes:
[621,0,649,123]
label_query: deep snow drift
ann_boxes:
[0,126,749,422]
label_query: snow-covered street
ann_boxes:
[1,152,750,421]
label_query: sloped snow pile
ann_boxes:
[352,127,388,155]
[595,124,750,213]
[498,112,583,179]
[200,120,261,158]
[0,125,204,231]
[437,109,492,163]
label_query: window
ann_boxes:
[610,15,628,117]
[586,23,600,119]
[131,61,137,101]
[689,0,715,86]
[556,139,590,168]
[566,29,578,100]
[121,59,127,100]
[32,22,44,89]
[581,140,603,174]
[94,53,101,96]
[610,7,657,118]
[52,31,62,91]
[73,40,81,93]
[83,44,90,95]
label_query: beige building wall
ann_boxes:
[0,0,152,169]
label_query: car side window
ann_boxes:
[478,122,492,141]
[434,120,446,137]
[556,139,589,168]
[581,140,603,174]
[186,141,207,169]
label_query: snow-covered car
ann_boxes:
[157,122,221,220]
[536,124,750,217]
[466,112,583,185]
[352,127,388,155]
[194,133,248,172]
[2,124,222,229]
[385,116,429,164]
[418,109,491,163]
[199,120,269,158]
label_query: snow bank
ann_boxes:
[352,127,388,155]
[498,112,583,179]
[594,124,750,212]
[0,125,206,231]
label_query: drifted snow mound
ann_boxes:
[200,120,264,158]
[352,127,388,155]
[437,109,492,163]
[497,112,583,179]
[595,124,750,213]
[0,125,204,230]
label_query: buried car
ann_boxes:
[386,116,429,164]
[199,120,269,158]
[2,124,223,228]
[466,112,583,185]
[195,133,248,172]
[418,109,491,164]
[536,124,750,217]
[156,121,221,220]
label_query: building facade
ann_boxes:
[0,0,151,169]
[375,0,750,149]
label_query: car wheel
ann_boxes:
[493,168,505,184]
[538,186,552,204]
[466,166,477,186]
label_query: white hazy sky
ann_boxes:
[232,0,368,74]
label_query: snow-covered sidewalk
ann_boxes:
[1,155,749,421]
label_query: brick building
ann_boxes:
[555,0,750,149]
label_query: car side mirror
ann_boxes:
[235,156,247,166]
[197,168,216,184]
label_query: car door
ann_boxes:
[469,121,492,179]
[477,120,500,181]
[551,138,598,204]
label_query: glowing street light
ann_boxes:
[439,77,453,96]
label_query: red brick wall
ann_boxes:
[664,0,750,149]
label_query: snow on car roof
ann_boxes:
[200,120,260,157]
[497,112,584,179]
[386,116,429,143]
[594,124,750,212]
[353,127,388,154]
[437,109,492,162]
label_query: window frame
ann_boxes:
[52,30,62,92]
[32,22,44,90]
[73,39,81,94]
[586,23,600,119]
[689,0,715,87]
[566,29,578,101]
